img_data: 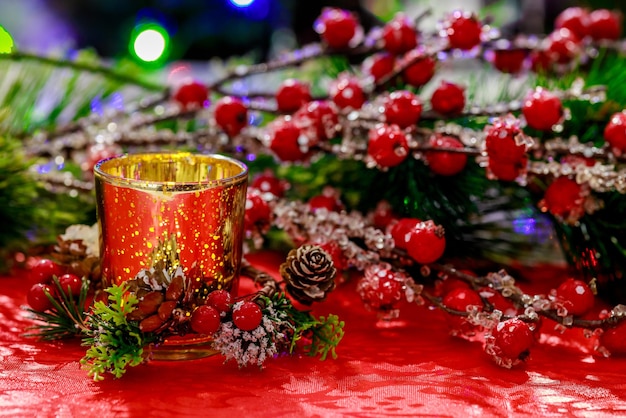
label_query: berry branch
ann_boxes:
[15,4,626,372]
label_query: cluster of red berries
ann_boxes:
[167,6,624,185]
[24,257,265,336]
[26,259,83,312]
[189,289,264,335]
[436,273,603,366]
[526,7,622,73]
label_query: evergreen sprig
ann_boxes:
[80,283,150,381]
[305,314,345,361]
[23,276,90,340]
[263,293,345,360]
[0,136,93,264]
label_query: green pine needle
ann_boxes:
[23,276,90,340]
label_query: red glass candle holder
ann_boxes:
[94,152,248,359]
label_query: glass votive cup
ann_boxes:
[94,152,248,360]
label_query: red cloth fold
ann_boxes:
[2,253,626,417]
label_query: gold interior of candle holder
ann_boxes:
[95,152,248,192]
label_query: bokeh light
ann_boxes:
[0,26,14,53]
[129,23,169,64]
[229,0,255,8]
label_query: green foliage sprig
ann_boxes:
[262,293,345,360]
[0,136,91,263]
[304,314,345,361]
[80,283,150,381]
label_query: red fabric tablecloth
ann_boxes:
[2,252,626,417]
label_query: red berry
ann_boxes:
[268,118,309,162]
[372,200,397,230]
[276,79,311,114]
[384,90,422,128]
[555,278,595,316]
[530,49,555,73]
[444,10,483,50]
[478,286,517,316]
[426,135,467,176]
[58,273,83,297]
[492,48,527,74]
[27,283,55,312]
[484,116,528,164]
[251,171,288,197]
[600,321,626,355]
[402,50,436,87]
[244,188,272,231]
[430,81,465,116]
[294,100,340,143]
[364,52,396,83]
[314,8,360,49]
[604,111,626,153]
[330,76,365,110]
[542,177,583,218]
[382,14,418,55]
[555,7,590,40]
[357,264,406,311]
[405,220,446,264]
[214,96,248,137]
[443,287,483,311]
[173,80,209,109]
[367,124,409,168]
[546,28,581,64]
[308,194,342,212]
[434,276,471,298]
[232,301,263,331]
[491,318,534,362]
[589,9,622,41]
[206,289,232,313]
[190,305,221,334]
[388,217,421,250]
[442,287,483,335]
[487,157,527,182]
[522,87,563,131]
[29,259,65,285]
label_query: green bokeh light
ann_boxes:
[0,26,14,54]
[129,23,170,64]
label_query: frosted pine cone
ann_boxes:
[280,244,337,305]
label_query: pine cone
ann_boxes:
[280,244,337,305]
[126,269,191,334]
[51,234,101,282]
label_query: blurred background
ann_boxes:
[0,0,623,64]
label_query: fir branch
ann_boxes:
[0,51,164,92]
[0,135,93,264]
[23,276,90,340]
